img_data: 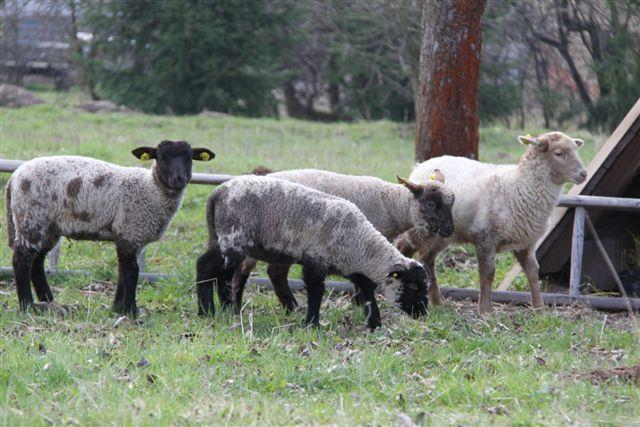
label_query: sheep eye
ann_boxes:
[554,151,564,157]
[427,201,436,210]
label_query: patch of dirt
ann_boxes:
[571,364,640,384]
[0,84,44,107]
[73,100,129,113]
[83,281,116,294]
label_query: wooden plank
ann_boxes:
[569,207,586,298]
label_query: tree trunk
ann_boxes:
[414,0,486,161]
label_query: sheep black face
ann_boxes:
[384,262,429,318]
[132,140,215,191]
[397,174,455,238]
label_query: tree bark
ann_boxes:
[414,0,486,161]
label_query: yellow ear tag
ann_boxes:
[140,152,150,161]
[199,152,210,161]
[526,133,532,139]
[391,272,399,278]
[429,173,437,181]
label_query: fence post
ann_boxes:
[569,207,586,298]
[48,240,62,271]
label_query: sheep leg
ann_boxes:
[216,254,242,311]
[196,245,225,317]
[13,245,37,311]
[349,274,381,330]
[302,264,326,327]
[395,232,417,258]
[267,263,298,312]
[30,236,59,303]
[476,246,496,315]
[417,238,446,306]
[113,244,140,317]
[230,257,257,314]
[31,250,54,303]
[351,284,365,306]
[514,247,544,310]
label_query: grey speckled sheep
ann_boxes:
[196,176,430,330]
[6,140,215,315]
[231,169,454,314]
[396,132,587,314]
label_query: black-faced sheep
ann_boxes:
[396,132,587,314]
[6,140,215,315]
[230,169,454,314]
[196,176,430,330]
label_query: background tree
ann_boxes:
[80,0,293,115]
[414,0,486,161]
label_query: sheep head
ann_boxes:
[132,140,215,191]
[518,132,587,185]
[397,174,455,238]
[384,261,429,318]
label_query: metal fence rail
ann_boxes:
[2,157,639,312]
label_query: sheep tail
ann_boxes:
[6,180,15,249]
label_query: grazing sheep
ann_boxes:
[230,169,455,314]
[6,140,215,315]
[196,176,429,330]
[396,132,587,314]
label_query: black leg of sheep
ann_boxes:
[349,274,381,330]
[13,246,37,310]
[112,244,140,317]
[302,264,327,327]
[30,250,54,303]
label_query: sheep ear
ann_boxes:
[573,138,584,148]
[429,169,445,184]
[132,147,157,161]
[387,263,407,279]
[518,134,541,146]
[396,175,423,198]
[192,148,216,161]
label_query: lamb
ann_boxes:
[395,132,587,315]
[6,140,215,315]
[230,169,455,314]
[196,176,430,330]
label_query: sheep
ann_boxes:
[395,131,587,315]
[229,169,455,314]
[6,140,215,316]
[195,175,430,330]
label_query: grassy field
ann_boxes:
[1,90,638,425]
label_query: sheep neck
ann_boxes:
[383,185,416,240]
[499,151,564,242]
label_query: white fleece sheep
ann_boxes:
[396,131,587,314]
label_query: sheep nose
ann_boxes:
[579,170,587,180]
[172,176,187,188]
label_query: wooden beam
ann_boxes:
[569,207,586,298]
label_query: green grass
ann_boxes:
[1,92,637,425]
